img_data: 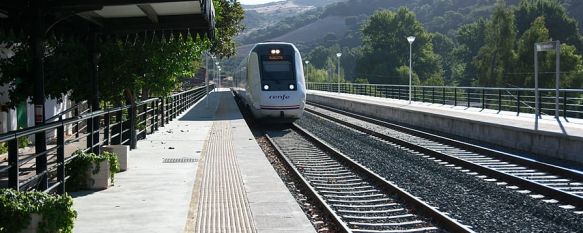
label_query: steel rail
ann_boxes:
[305,103,583,209]
[289,124,474,233]
[264,133,352,233]
[308,102,583,182]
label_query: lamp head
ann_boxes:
[407,36,416,44]
[336,53,342,57]
[305,60,310,64]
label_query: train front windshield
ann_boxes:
[257,45,297,91]
[261,60,293,80]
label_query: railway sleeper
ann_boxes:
[316,185,374,190]
[343,213,415,220]
[307,175,359,181]
[328,198,392,204]
[338,208,405,214]
[324,193,386,199]
[351,226,440,233]
[312,182,368,187]
[333,203,399,209]
[303,172,354,177]
[320,189,380,194]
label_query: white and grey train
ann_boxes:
[233,42,306,122]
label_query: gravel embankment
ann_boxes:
[297,113,583,232]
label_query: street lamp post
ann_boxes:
[407,36,416,103]
[304,60,310,81]
[217,66,221,90]
[205,53,211,106]
[209,55,215,93]
[215,61,219,90]
[336,53,342,93]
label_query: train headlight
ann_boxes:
[263,84,270,90]
[289,84,295,90]
[271,49,276,54]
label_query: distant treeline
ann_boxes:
[296,0,583,89]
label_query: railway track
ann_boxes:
[305,102,583,211]
[265,125,473,233]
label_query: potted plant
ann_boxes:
[66,150,120,191]
[102,145,130,171]
[0,189,77,233]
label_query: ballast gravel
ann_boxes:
[297,113,583,232]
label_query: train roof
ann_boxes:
[251,42,298,52]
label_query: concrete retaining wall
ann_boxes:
[308,94,583,165]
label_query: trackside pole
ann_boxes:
[534,45,539,130]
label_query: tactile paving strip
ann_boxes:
[161,157,198,163]
[193,121,256,233]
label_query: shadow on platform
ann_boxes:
[179,91,242,122]
[69,190,101,198]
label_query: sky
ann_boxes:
[239,0,283,5]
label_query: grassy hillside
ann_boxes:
[239,0,583,49]
[239,0,343,40]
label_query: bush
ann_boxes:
[66,150,120,191]
[0,189,77,233]
[0,142,7,154]
[17,136,31,149]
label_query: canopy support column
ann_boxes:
[31,0,48,191]
[87,33,101,155]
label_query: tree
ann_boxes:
[0,0,245,109]
[97,34,206,105]
[473,0,517,87]
[305,65,329,83]
[451,18,487,86]
[516,17,583,88]
[515,16,550,86]
[356,8,442,85]
[515,0,583,53]
[210,0,245,58]
[432,32,456,84]
[0,37,90,108]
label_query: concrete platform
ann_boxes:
[73,90,314,233]
[308,90,583,165]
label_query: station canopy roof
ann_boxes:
[0,0,215,39]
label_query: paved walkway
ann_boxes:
[72,90,314,233]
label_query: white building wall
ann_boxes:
[2,43,74,139]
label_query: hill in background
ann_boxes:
[239,0,343,40]
[236,0,583,57]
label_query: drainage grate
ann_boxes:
[162,157,198,163]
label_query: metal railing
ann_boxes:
[45,100,90,123]
[307,83,583,119]
[0,85,213,194]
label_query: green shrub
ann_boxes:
[0,189,77,233]
[0,142,7,154]
[66,150,120,191]
[17,136,31,149]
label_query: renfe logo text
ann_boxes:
[269,94,290,100]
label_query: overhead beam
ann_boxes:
[137,4,158,24]
[77,11,105,27]
[51,0,198,9]
[103,0,197,5]
[101,14,208,34]
[0,10,8,18]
